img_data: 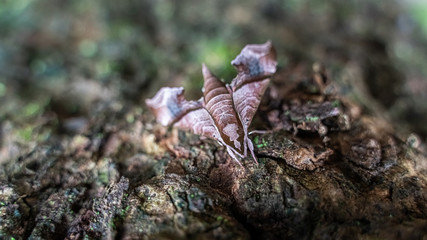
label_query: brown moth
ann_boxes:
[146,41,277,165]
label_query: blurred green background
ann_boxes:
[1,0,427,149]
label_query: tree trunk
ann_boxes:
[1,63,426,240]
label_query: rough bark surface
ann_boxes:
[1,64,426,240]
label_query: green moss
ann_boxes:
[98,171,109,185]
[254,136,259,145]
[256,137,268,148]
[305,116,319,122]
[121,206,130,217]
[290,116,301,122]
[17,125,33,141]
[23,103,42,118]
[332,100,341,108]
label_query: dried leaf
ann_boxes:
[146,41,277,164]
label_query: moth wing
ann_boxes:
[230,41,277,131]
[230,41,277,91]
[174,108,220,141]
[202,64,245,154]
[145,87,202,126]
[145,86,220,140]
[232,79,270,132]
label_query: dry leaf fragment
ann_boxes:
[146,41,277,165]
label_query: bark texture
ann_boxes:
[1,65,426,240]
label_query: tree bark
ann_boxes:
[1,65,426,240]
